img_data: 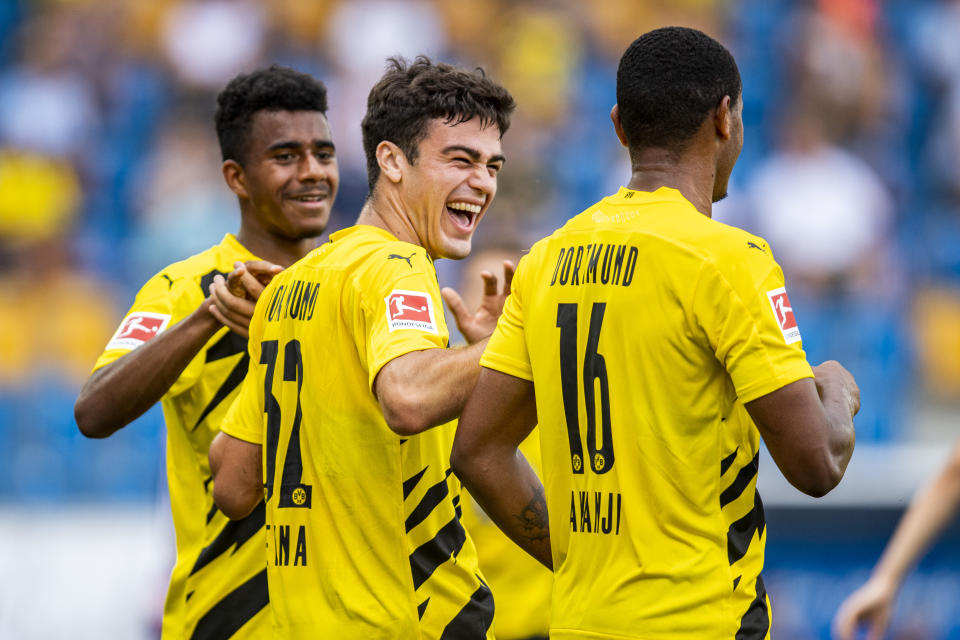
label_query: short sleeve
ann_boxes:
[693,249,813,404]
[358,251,449,390]
[92,269,208,396]
[480,254,533,381]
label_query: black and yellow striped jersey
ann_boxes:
[481,187,814,639]
[94,233,269,639]
[222,224,494,639]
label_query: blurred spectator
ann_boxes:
[126,111,237,283]
[160,0,266,91]
[748,108,894,296]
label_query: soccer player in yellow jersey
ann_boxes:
[74,66,339,639]
[452,27,861,640]
[209,56,516,639]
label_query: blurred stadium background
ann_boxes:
[1,0,960,637]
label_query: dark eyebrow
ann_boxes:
[442,145,505,165]
[267,139,336,152]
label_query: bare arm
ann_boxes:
[75,262,279,439]
[210,431,263,520]
[375,262,513,435]
[74,300,222,438]
[451,367,550,568]
[375,340,487,435]
[745,360,859,497]
[832,443,960,640]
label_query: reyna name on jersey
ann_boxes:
[549,243,640,288]
[265,278,321,323]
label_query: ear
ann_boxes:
[376,141,405,184]
[610,104,629,148]
[714,95,733,141]
[222,160,249,199]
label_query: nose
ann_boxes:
[467,163,497,198]
[298,153,327,183]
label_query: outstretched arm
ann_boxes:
[451,367,551,569]
[75,300,222,438]
[76,261,281,439]
[832,443,960,640]
[210,431,263,520]
[746,360,859,497]
[375,261,513,435]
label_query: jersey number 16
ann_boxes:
[556,302,615,475]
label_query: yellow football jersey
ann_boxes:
[462,428,552,639]
[481,187,814,640]
[93,233,270,640]
[222,224,494,640]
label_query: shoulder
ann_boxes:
[693,219,782,294]
[134,242,237,308]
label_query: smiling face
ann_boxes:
[398,117,504,260]
[232,109,339,240]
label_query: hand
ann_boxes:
[441,260,515,344]
[832,575,897,640]
[813,360,861,418]
[208,260,283,338]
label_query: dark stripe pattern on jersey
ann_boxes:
[190,501,265,576]
[439,579,495,640]
[406,470,453,532]
[189,568,269,640]
[721,448,770,638]
[735,574,770,639]
[728,490,766,565]
[193,270,250,431]
[720,453,759,507]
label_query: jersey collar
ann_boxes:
[220,233,260,261]
[605,186,692,207]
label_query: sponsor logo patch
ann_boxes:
[106,312,171,350]
[766,287,800,344]
[385,290,437,334]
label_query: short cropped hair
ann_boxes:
[215,65,329,164]
[617,27,741,152]
[361,56,516,192]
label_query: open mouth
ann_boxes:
[446,201,482,230]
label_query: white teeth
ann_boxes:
[447,202,482,214]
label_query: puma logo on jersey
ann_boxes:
[747,241,766,253]
[387,252,416,268]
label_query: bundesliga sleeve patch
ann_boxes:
[766,287,801,344]
[384,290,437,334]
[106,312,171,350]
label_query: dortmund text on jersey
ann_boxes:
[481,187,813,640]
[223,225,494,640]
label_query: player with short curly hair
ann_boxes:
[452,26,859,640]
[210,55,515,638]
[75,65,338,639]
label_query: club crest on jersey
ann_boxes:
[766,287,801,344]
[385,290,437,334]
[106,312,171,350]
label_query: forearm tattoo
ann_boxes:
[513,484,549,542]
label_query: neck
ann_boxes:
[236,217,319,268]
[355,187,424,249]
[625,148,716,218]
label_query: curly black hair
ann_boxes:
[215,65,329,164]
[361,56,516,192]
[617,27,741,152]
